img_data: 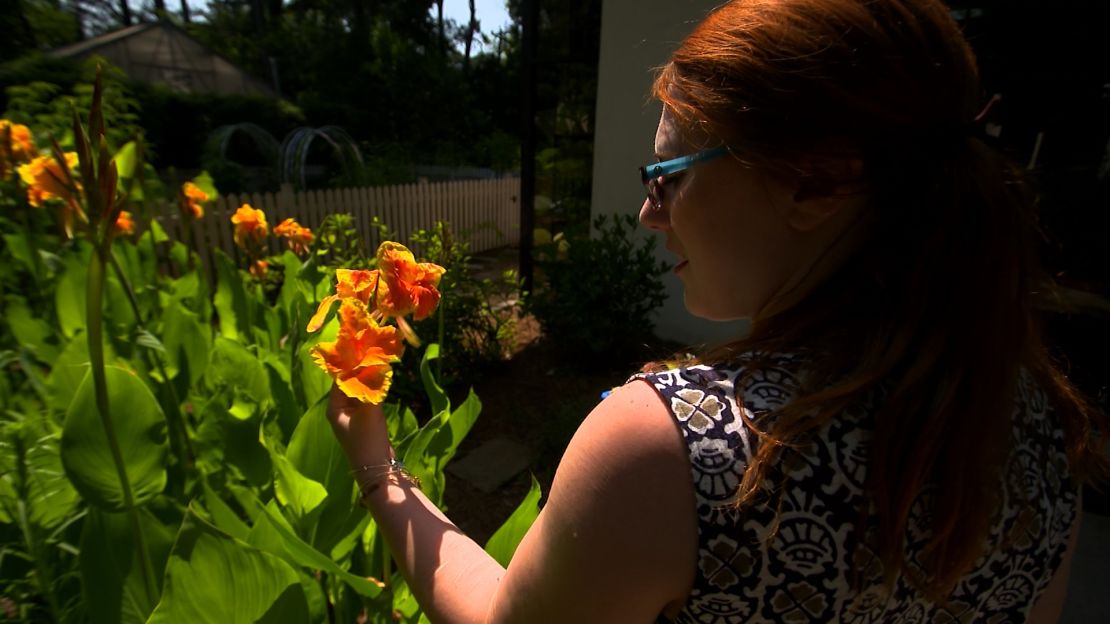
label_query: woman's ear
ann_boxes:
[787,157,866,231]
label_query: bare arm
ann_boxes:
[326,380,698,623]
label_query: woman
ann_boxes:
[328,0,1109,621]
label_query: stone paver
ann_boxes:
[448,436,533,493]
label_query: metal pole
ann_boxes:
[519,0,538,294]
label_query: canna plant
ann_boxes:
[0,69,541,623]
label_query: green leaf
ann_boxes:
[147,506,309,624]
[113,141,138,181]
[419,343,449,416]
[252,501,382,598]
[278,251,306,318]
[200,480,250,541]
[24,434,80,528]
[265,360,301,442]
[135,329,166,354]
[60,366,168,511]
[427,389,481,474]
[45,335,92,413]
[285,398,364,554]
[55,250,89,339]
[2,233,39,275]
[190,170,219,201]
[162,304,210,392]
[260,423,327,519]
[4,297,61,365]
[484,475,542,567]
[297,325,335,408]
[213,250,251,343]
[79,502,180,624]
[207,337,270,404]
[148,219,170,244]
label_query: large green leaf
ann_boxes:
[213,250,251,342]
[161,304,210,392]
[252,500,381,598]
[285,398,364,554]
[45,335,91,413]
[401,389,481,506]
[55,250,88,339]
[147,506,309,624]
[79,501,180,624]
[297,321,336,408]
[2,233,40,276]
[278,251,306,320]
[485,475,542,568]
[4,297,61,365]
[419,344,449,416]
[426,389,481,473]
[200,480,250,541]
[260,423,327,520]
[60,366,168,511]
[207,336,270,404]
[264,359,302,442]
[24,433,80,528]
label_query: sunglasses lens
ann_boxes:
[648,179,664,210]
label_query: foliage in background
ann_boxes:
[0,83,540,623]
[3,57,142,154]
[528,214,668,361]
[411,222,522,384]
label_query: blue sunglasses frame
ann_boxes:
[639,146,730,209]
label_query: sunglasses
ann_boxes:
[638,146,729,210]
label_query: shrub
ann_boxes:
[527,213,669,359]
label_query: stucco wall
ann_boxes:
[590,0,748,347]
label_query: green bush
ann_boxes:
[410,222,522,383]
[527,213,669,359]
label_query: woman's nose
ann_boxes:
[639,196,670,231]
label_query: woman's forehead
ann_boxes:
[654,108,686,154]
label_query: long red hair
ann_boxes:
[653,0,1109,600]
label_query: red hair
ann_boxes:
[653,0,1109,600]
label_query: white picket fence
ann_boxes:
[159,177,520,281]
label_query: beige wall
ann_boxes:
[591,0,749,347]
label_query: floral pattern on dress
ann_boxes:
[632,358,1078,623]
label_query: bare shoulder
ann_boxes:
[486,380,698,623]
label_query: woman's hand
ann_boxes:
[324,385,393,470]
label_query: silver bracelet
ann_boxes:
[352,458,422,507]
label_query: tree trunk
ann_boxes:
[152,0,165,18]
[436,0,445,56]
[463,0,477,70]
[179,0,189,23]
[119,0,132,26]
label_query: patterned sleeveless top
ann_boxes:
[632,353,1078,623]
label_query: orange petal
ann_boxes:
[336,364,394,404]
[306,295,339,333]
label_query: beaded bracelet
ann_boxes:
[352,458,422,508]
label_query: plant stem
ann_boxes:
[108,249,197,479]
[87,246,159,608]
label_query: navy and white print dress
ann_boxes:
[632,353,1078,623]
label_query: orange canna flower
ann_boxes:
[249,259,269,279]
[231,203,268,247]
[311,299,404,404]
[274,217,315,255]
[113,210,135,236]
[0,120,35,178]
[180,182,208,220]
[306,269,380,333]
[18,153,79,208]
[375,242,446,321]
